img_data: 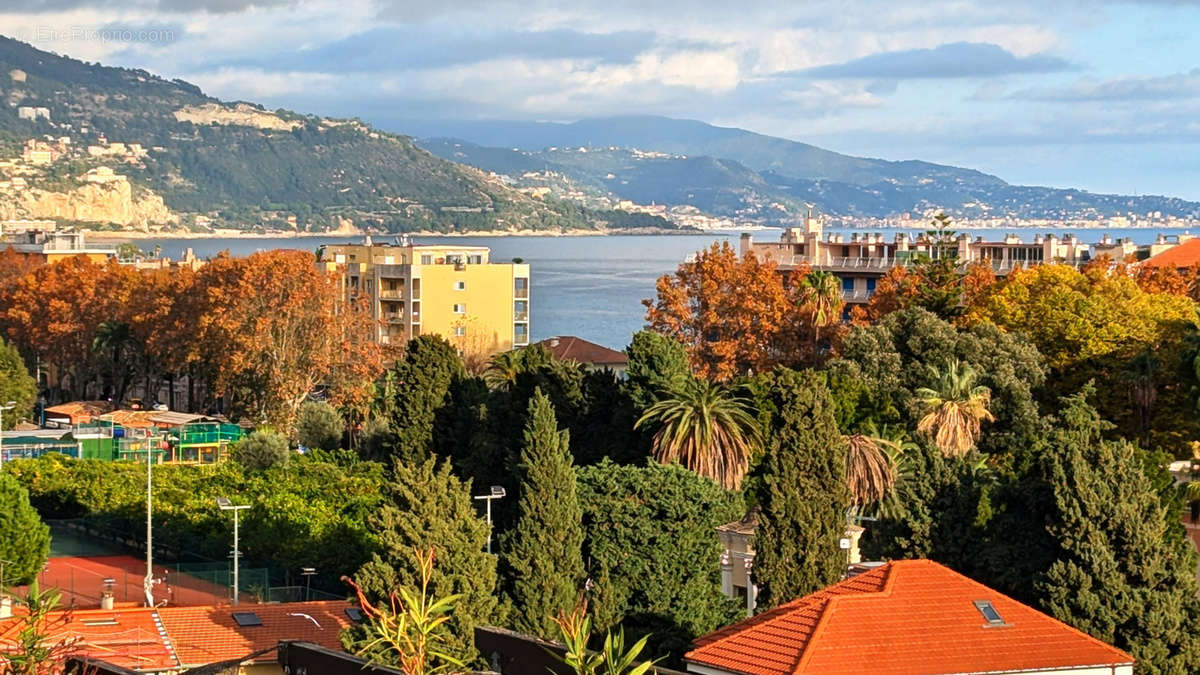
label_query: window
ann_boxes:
[453,303,466,314]
[515,277,529,299]
[345,607,364,623]
[973,600,1006,626]
[232,612,262,627]
[514,323,529,344]
[454,280,466,291]
[841,276,854,292]
[468,254,483,265]
[866,278,877,293]
[453,325,466,337]
[420,255,432,265]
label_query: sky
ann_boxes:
[2,1,1199,199]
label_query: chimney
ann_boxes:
[100,590,114,610]
[845,526,865,565]
[0,596,12,619]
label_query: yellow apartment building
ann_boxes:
[319,236,531,354]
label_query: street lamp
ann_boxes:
[216,497,250,606]
[0,401,16,469]
[300,567,317,602]
[472,485,506,554]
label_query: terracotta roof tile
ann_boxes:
[0,607,179,672]
[158,600,353,666]
[533,336,628,366]
[1141,238,1200,269]
[685,559,1133,675]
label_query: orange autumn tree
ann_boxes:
[0,256,141,400]
[188,250,382,430]
[1133,262,1200,301]
[644,242,801,381]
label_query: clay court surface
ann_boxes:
[17,555,250,608]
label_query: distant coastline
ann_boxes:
[85,225,715,242]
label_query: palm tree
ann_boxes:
[93,320,135,405]
[914,359,994,457]
[484,350,523,390]
[635,377,761,489]
[844,432,898,510]
[798,270,844,365]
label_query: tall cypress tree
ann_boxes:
[500,389,585,638]
[354,456,499,665]
[0,474,49,586]
[381,335,465,463]
[753,368,849,610]
[1036,391,1200,672]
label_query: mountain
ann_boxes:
[390,115,1005,188]
[421,139,802,221]
[0,36,681,234]
[400,116,1200,221]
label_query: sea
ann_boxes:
[139,226,1197,351]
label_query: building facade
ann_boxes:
[320,236,531,352]
[739,214,1185,305]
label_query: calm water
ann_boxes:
[139,226,1197,351]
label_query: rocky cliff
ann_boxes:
[2,178,175,228]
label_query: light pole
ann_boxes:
[472,485,506,554]
[143,443,155,607]
[0,401,16,469]
[300,567,316,602]
[216,497,250,606]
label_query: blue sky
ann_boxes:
[3,1,1199,199]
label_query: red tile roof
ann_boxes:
[1141,238,1200,269]
[685,559,1133,675]
[533,336,628,367]
[0,606,179,672]
[0,600,353,672]
[158,600,353,667]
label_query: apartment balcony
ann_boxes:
[841,289,875,302]
[383,314,406,324]
[813,256,908,272]
[378,290,405,301]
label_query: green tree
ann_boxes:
[623,330,690,412]
[577,460,742,664]
[752,368,849,609]
[355,457,499,665]
[232,430,290,471]
[1036,391,1200,672]
[635,377,761,490]
[387,336,465,462]
[829,308,1044,459]
[0,473,50,585]
[0,336,36,430]
[296,400,345,450]
[500,390,585,638]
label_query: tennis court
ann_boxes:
[20,555,255,608]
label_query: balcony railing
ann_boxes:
[514,311,529,322]
[378,290,405,300]
[798,255,1089,274]
[514,288,529,299]
[841,289,875,301]
[384,314,406,323]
